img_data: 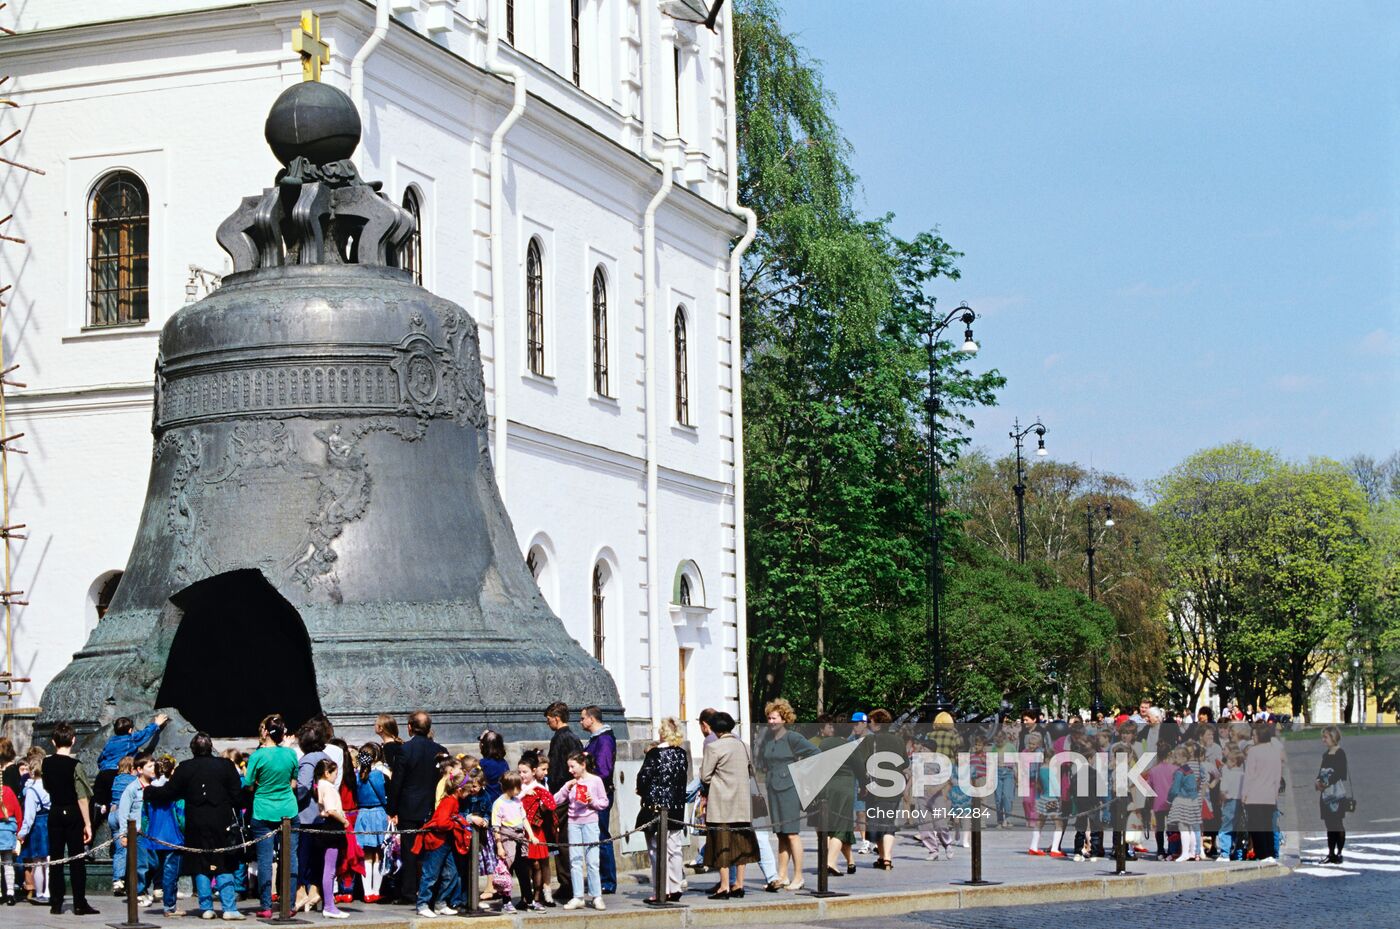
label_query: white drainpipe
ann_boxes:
[722,6,757,739]
[485,0,528,500]
[642,0,675,731]
[349,0,391,127]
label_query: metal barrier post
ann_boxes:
[953,801,998,887]
[460,824,492,917]
[644,811,684,907]
[807,797,846,898]
[106,820,156,929]
[261,818,308,924]
[1099,799,1136,877]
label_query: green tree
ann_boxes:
[736,0,1002,715]
[835,543,1115,717]
[1236,460,1373,718]
[949,452,1170,707]
[1151,442,1281,709]
[1154,445,1378,717]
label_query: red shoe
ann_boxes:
[1048,850,1068,858]
[255,910,273,919]
[364,895,379,904]
[1027,849,1046,856]
[334,895,352,904]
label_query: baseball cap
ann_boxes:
[851,712,868,722]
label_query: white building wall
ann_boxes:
[0,0,746,731]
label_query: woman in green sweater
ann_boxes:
[243,714,300,919]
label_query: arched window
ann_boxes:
[592,266,609,396]
[672,560,706,608]
[400,187,423,286]
[674,306,690,425]
[88,171,149,327]
[526,238,546,375]
[591,563,606,662]
[526,536,558,613]
[571,0,582,86]
[506,0,515,44]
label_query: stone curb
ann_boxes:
[325,861,1289,928]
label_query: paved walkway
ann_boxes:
[11,828,1293,928]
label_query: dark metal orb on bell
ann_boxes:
[37,85,624,751]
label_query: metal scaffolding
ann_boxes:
[0,3,40,711]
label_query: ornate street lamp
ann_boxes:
[1009,418,1048,565]
[1086,501,1113,718]
[924,302,978,720]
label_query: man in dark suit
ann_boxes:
[386,710,446,906]
[545,702,583,903]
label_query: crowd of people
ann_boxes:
[762,698,1352,872]
[0,695,1354,919]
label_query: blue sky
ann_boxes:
[776,1,1400,488]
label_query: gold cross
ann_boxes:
[292,10,330,82]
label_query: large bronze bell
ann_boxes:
[36,83,623,750]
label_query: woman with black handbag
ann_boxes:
[1315,726,1351,864]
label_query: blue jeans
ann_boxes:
[153,850,181,912]
[568,821,601,900]
[996,768,1016,823]
[195,872,239,913]
[416,843,457,909]
[251,819,297,912]
[598,788,616,893]
[109,813,125,883]
[729,828,777,885]
[120,843,152,894]
[1217,800,1238,858]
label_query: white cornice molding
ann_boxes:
[0,0,744,241]
[507,420,730,497]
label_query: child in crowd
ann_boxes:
[916,775,954,861]
[414,774,470,919]
[115,755,155,906]
[97,715,167,773]
[1217,749,1245,860]
[449,770,490,913]
[456,766,495,906]
[491,771,534,912]
[1167,744,1204,861]
[434,753,465,807]
[1023,732,1045,855]
[18,748,47,904]
[146,755,185,917]
[995,724,1018,828]
[353,743,391,903]
[518,750,556,909]
[1036,743,1068,858]
[1144,746,1179,859]
[554,752,609,911]
[0,769,19,905]
[326,739,361,903]
[93,715,167,837]
[107,756,136,895]
[313,759,350,919]
[479,731,509,808]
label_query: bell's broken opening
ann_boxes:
[154,569,322,736]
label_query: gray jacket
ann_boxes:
[700,733,752,824]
